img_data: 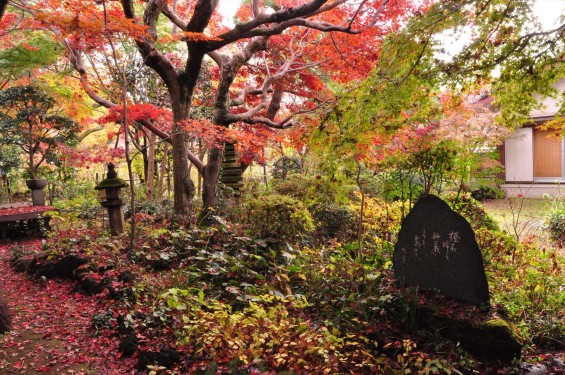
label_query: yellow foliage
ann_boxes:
[349,192,406,243]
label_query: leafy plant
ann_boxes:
[245,194,315,245]
[311,202,356,240]
[349,193,405,246]
[160,290,381,373]
[487,238,565,350]
[271,174,353,208]
[443,192,499,231]
[271,156,303,180]
[545,202,565,244]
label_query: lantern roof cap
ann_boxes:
[95,163,128,190]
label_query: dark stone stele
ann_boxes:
[393,194,490,306]
[0,296,12,333]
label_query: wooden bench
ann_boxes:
[0,203,54,239]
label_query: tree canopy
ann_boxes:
[0,85,81,178]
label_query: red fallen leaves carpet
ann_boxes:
[0,239,137,374]
[0,206,56,216]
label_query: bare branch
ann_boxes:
[162,2,187,31]
[241,107,317,128]
[209,0,392,46]
[207,51,227,66]
[66,45,117,109]
[251,0,261,18]
[225,103,267,123]
[210,0,335,48]
[230,87,271,107]
[266,88,284,119]
[77,123,105,142]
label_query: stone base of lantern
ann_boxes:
[101,198,125,235]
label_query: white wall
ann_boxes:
[530,79,565,119]
[505,127,533,182]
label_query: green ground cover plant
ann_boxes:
[6,189,560,374]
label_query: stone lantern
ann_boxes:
[95,163,128,235]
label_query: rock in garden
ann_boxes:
[32,254,89,280]
[394,194,490,306]
[418,304,522,363]
[137,348,181,370]
[118,270,134,283]
[0,296,12,333]
[73,277,109,295]
[118,332,139,358]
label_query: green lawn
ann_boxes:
[482,198,550,241]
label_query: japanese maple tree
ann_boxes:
[6,0,425,222]
[0,85,81,179]
[315,0,565,171]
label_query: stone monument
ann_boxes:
[0,296,12,333]
[393,194,490,306]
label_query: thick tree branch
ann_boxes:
[213,37,268,125]
[251,0,261,18]
[230,87,272,107]
[241,109,311,129]
[225,103,267,123]
[207,51,227,66]
[186,0,218,32]
[210,0,336,49]
[0,0,8,21]
[120,0,180,90]
[266,88,284,119]
[66,45,117,109]
[211,0,392,46]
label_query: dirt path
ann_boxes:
[0,239,136,374]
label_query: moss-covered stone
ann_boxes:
[94,177,128,190]
[418,305,522,363]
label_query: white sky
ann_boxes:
[218,0,241,25]
[216,0,564,70]
[218,0,565,28]
[534,0,565,28]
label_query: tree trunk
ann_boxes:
[157,142,169,202]
[171,126,193,224]
[200,146,223,223]
[146,132,156,201]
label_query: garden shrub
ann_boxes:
[486,237,565,350]
[443,192,499,231]
[271,156,303,179]
[287,246,393,326]
[545,205,565,244]
[160,290,381,373]
[123,199,173,220]
[311,203,356,240]
[245,194,315,244]
[271,174,311,200]
[475,227,520,272]
[53,194,103,229]
[470,185,505,201]
[375,170,425,203]
[349,193,405,245]
[271,174,353,208]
